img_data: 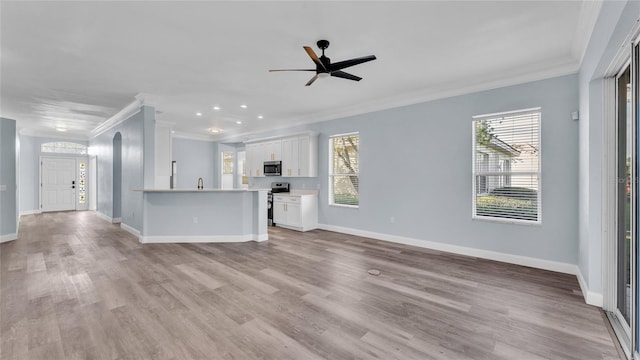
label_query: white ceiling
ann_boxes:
[1,1,601,141]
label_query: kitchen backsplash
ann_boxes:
[249,177,320,191]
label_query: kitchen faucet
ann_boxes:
[197,177,203,190]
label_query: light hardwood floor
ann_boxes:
[1,211,621,359]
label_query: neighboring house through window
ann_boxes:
[472,108,541,223]
[329,133,359,207]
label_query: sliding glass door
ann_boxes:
[615,63,633,342]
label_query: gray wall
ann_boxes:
[171,137,216,189]
[578,0,639,297]
[18,135,89,213]
[0,118,18,238]
[90,106,154,231]
[248,74,579,265]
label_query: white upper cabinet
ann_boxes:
[282,134,317,177]
[246,143,262,177]
[281,136,299,177]
[265,140,282,161]
[298,135,317,177]
[245,132,318,178]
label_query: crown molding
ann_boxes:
[19,128,89,141]
[90,94,145,138]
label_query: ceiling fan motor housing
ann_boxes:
[318,56,331,73]
[317,39,330,50]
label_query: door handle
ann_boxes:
[72,180,75,185]
[72,185,75,189]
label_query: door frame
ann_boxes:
[89,155,97,211]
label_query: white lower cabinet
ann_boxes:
[273,194,317,231]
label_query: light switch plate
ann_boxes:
[0,185,6,191]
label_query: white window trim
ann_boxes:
[471,108,542,225]
[329,132,359,208]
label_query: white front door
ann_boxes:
[41,157,76,212]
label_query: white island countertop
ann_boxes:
[135,188,269,193]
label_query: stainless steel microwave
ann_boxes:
[264,161,281,176]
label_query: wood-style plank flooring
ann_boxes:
[1,211,621,359]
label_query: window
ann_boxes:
[329,133,359,207]
[222,151,234,174]
[472,108,541,223]
[78,161,86,204]
[41,142,87,154]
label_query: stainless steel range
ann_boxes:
[268,182,289,226]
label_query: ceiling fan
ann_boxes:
[269,40,376,86]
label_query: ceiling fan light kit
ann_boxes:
[269,39,376,86]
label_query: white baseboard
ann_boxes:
[139,233,268,244]
[318,224,579,275]
[276,223,318,232]
[318,224,606,306]
[0,233,18,243]
[20,210,41,216]
[256,233,269,242]
[576,269,604,307]
[96,211,113,223]
[112,217,122,224]
[120,223,141,237]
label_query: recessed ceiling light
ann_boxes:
[240,104,248,109]
[56,127,67,132]
[196,112,202,116]
[210,128,223,134]
[257,115,264,119]
[236,120,242,124]
[213,106,220,111]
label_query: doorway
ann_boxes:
[113,132,122,222]
[604,36,639,359]
[610,63,633,355]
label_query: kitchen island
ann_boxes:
[136,188,269,244]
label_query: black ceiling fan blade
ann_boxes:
[269,69,316,72]
[305,74,319,86]
[303,46,327,72]
[329,55,376,71]
[330,70,362,82]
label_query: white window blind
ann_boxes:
[329,133,359,207]
[472,108,541,223]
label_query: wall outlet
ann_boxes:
[0,184,6,191]
[193,217,198,224]
[390,216,395,223]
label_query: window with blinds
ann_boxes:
[330,133,359,207]
[472,108,541,223]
